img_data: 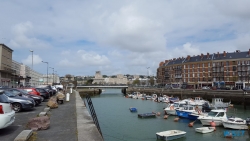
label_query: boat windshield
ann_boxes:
[174,103,185,107]
[208,111,218,117]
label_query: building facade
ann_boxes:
[157,50,250,89]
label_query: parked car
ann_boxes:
[243,87,250,92]
[232,87,238,90]
[0,90,15,129]
[3,90,35,112]
[35,88,50,100]
[202,86,210,90]
[19,87,41,97]
[7,88,43,105]
[220,86,231,90]
[36,85,56,96]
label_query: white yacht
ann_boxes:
[198,109,227,126]
[222,117,248,130]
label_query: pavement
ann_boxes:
[0,90,103,141]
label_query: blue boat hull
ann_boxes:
[188,114,199,120]
[176,110,192,118]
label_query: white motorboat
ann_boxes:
[188,97,208,109]
[195,127,215,134]
[156,130,186,141]
[198,109,227,126]
[222,117,248,130]
[164,101,186,115]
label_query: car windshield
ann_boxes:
[0,94,9,103]
[18,89,29,94]
[208,111,218,117]
[4,90,17,97]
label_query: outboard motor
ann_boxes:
[202,102,212,112]
[246,117,250,125]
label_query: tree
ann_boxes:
[149,77,155,86]
[103,75,108,78]
[86,79,94,85]
[133,78,140,86]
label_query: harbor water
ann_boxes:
[84,89,250,141]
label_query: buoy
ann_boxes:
[174,117,179,122]
[188,121,196,127]
[211,127,216,131]
[164,115,168,119]
[210,121,216,127]
[157,112,161,116]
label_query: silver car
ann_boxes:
[0,90,15,129]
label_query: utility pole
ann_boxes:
[30,50,33,86]
[42,61,49,85]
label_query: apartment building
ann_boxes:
[157,49,250,89]
[0,44,14,87]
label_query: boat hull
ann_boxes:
[195,127,214,134]
[188,114,199,120]
[222,122,248,130]
[199,119,223,126]
[156,130,186,141]
[165,110,177,115]
[176,110,191,118]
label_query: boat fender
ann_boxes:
[210,121,216,127]
[157,112,161,116]
[174,117,179,122]
[164,115,168,119]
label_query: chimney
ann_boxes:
[187,55,190,61]
[249,49,250,55]
[217,52,220,58]
[201,53,204,59]
[223,51,226,57]
[165,60,169,64]
[159,62,164,67]
[207,53,209,59]
[173,58,176,61]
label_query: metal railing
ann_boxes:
[85,95,103,137]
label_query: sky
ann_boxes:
[1,0,250,77]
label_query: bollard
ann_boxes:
[70,88,72,94]
[66,93,70,101]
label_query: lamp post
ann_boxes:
[146,67,150,86]
[42,61,49,85]
[49,67,54,85]
[30,50,33,86]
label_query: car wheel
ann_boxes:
[12,103,22,112]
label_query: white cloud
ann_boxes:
[9,21,51,49]
[22,54,43,66]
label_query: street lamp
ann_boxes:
[49,67,54,85]
[146,67,150,86]
[42,61,49,85]
[30,50,33,69]
[30,50,33,86]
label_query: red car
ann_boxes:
[19,88,41,97]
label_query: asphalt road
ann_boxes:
[0,93,77,141]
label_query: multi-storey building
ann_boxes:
[157,49,250,89]
[0,44,15,86]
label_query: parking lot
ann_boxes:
[0,100,48,141]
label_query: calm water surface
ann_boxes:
[84,89,250,141]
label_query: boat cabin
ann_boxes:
[211,98,229,108]
[207,110,227,118]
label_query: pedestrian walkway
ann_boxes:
[36,90,103,141]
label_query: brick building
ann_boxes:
[157,49,250,89]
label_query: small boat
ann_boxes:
[198,109,227,126]
[156,130,186,141]
[222,117,248,130]
[195,127,215,134]
[224,130,245,138]
[210,98,230,109]
[169,97,179,103]
[129,107,137,112]
[138,113,156,118]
